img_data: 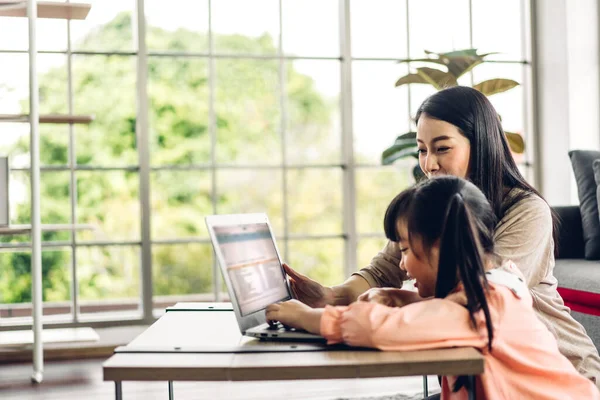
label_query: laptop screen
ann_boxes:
[213,222,290,316]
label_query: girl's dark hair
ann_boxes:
[384,176,496,391]
[415,86,559,252]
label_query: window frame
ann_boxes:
[0,0,534,329]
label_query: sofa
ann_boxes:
[552,205,600,349]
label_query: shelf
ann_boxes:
[0,223,96,235]
[0,1,91,20]
[0,327,99,348]
[0,114,95,124]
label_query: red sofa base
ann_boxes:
[557,287,600,317]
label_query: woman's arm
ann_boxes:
[494,194,554,288]
[352,240,408,289]
[357,287,425,307]
[285,241,408,307]
[284,265,371,307]
[331,275,372,305]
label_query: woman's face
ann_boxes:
[416,114,471,179]
[397,219,439,298]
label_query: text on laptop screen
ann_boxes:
[214,223,289,316]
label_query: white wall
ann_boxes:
[533,0,600,205]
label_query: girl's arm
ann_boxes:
[265,300,323,334]
[321,299,487,350]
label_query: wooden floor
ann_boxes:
[0,358,440,400]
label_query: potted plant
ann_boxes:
[381,49,525,181]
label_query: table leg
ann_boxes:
[422,375,429,397]
[468,376,476,400]
[168,381,174,400]
[115,381,123,400]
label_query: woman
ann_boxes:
[284,86,600,385]
[269,177,600,399]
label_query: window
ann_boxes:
[0,0,532,327]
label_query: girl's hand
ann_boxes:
[357,288,423,307]
[265,299,322,334]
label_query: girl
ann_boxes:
[268,176,600,399]
[283,86,600,385]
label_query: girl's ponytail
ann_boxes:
[436,193,494,351]
[388,176,497,394]
[436,193,494,394]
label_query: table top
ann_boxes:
[103,303,484,382]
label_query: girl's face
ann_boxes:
[397,219,439,298]
[416,114,471,179]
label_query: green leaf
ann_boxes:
[445,56,483,78]
[505,131,525,154]
[416,67,457,89]
[397,58,449,67]
[388,134,417,150]
[473,79,519,96]
[422,49,483,78]
[382,145,418,165]
[476,52,500,59]
[395,68,458,89]
[436,51,485,78]
[382,133,419,165]
[396,131,417,140]
[388,132,417,149]
[398,49,498,80]
[413,164,426,182]
[436,48,480,58]
[395,73,429,87]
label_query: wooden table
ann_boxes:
[103,303,484,400]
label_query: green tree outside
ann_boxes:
[0,12,369,305]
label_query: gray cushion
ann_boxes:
[553,206,585,259]
[554,259,600,293]
[594,160,600,230]
[569,150,600,259]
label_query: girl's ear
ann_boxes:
[429,240,440,276]
[428,240,441,270]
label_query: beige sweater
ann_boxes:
[354,192,600,387]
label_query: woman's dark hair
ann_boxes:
[415,86,559,252]
[384,176,496,391]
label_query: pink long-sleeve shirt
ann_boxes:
[354,193,600,386]
[320,270,600,400]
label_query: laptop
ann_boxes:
[205,213,325,341]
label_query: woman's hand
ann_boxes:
[265,299,322,334]
[357,288,424,307]
[283,264,335,308]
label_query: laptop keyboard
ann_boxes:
[267,321,299,332]
[267,321,288,331]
